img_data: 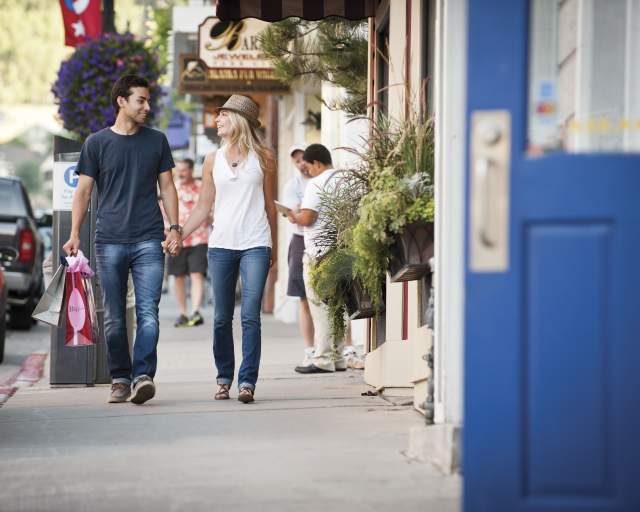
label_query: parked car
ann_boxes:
[0,252,9,363]
[35,209,53,262]
[0,178,44,330]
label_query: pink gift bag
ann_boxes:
[63,251,97,347]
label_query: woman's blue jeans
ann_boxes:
[208,246,271,391]
[95,240,164,384]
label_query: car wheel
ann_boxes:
[10,304,33,331]
[9,279,41,331]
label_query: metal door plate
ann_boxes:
[470,110,511,272]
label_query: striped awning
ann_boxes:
[216,0,376,21]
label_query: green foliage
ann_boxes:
[351,116,435,304]
[306,168,369,339]
[308,249,354,341]
[260,17,368,116]
[15,161,41,194]
[311,168,368,254]
[144,7,173,83]
[305,116,435,334]
[0,0,70,104]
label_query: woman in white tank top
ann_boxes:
[177,95,277,404]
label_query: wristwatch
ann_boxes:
[169,224,183,235]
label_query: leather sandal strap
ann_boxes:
[215,384,230,398]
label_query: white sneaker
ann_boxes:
[343,347,365,370]
[343,346,357,358]
[300,348,315,367]
[348,353,365,370]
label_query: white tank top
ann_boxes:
[208,148,272,250]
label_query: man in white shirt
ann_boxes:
[287,144,347,373]
[281,144,316,368]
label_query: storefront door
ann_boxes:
[464,1,640,510]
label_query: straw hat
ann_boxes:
[215,95,261,128]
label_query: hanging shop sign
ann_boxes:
[179,54,288,95]
[198,16,273,69]
[187,16,288,94]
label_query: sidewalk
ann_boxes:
[0,294,460,512]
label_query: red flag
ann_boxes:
[59,0,102,47]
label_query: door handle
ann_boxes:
[476,156,497,248]
[470,110,511,272]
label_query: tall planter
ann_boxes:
[345,280,378,320]
[388,221,434,282]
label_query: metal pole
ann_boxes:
[102,0,116,34]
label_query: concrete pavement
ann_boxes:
[0,322,49,384]
[0,294,461,512]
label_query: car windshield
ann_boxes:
[0,181,27,217]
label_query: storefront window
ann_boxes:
[528,0,640,154]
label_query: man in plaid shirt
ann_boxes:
[166,158,210,327]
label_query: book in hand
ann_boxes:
[274,200,293,217]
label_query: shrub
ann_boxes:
[351,117,435,304]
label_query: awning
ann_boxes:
[216,0,376,22]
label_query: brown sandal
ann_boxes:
[215,384,230,400]
[238,387,254,404]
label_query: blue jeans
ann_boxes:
[95,240,164,384]
[208,247,271,391]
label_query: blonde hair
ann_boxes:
[222,110,273,172]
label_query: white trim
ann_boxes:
[294,90,306,139]
[574,0,593,151]
[434,0,466,426]
[434,0,445,424]
[624,0,633,150]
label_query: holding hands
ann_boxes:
[163,225,183,256]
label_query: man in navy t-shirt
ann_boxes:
[63,75,182,405]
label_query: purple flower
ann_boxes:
[52,32,164,139]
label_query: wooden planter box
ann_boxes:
[389,221,434,282]
[345,280,378,320]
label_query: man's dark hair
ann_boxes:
[303,144,332,166]
[179,158,195,170]
[111,75,150,113]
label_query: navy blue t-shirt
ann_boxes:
[76,126,175,243]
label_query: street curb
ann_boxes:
[0,351,48,407]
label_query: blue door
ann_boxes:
[464,1,640,511]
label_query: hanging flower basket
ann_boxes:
[389,221,434,282]
[51,33,163,140]
[345,279,378,320]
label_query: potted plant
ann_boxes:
[386,168,435,282]
[52,32,164,140]
[307,168,382,339]
[388,220,434,282]
[308,248,354,340]
[345,279,377,320]
[350,115,435,304]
